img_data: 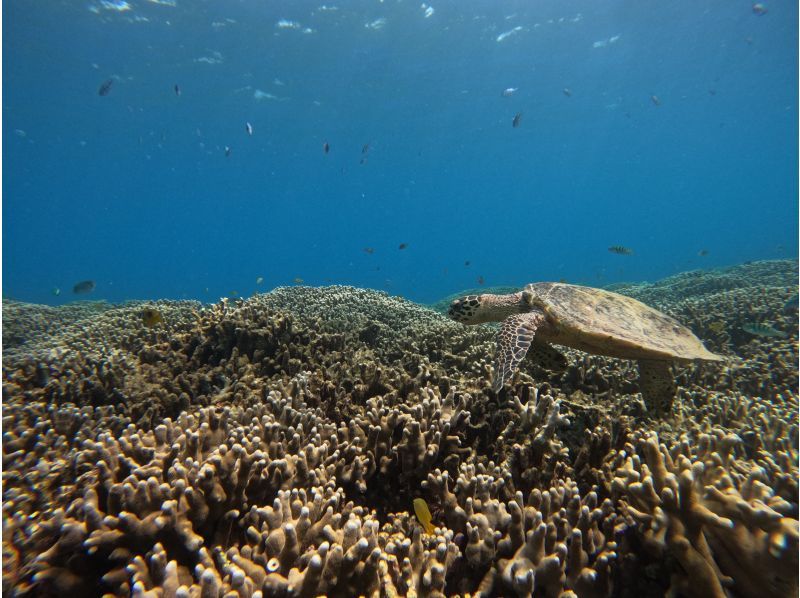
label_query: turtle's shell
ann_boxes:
[525,282,722,362]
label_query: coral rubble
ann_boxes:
[2,260,798,597]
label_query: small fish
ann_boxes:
[51,287,61,296]
[246,122,253,136]
[174,84,181,96]
[412,498,435,534]
[98,79,114,96]
[398,243,408,250]
[362,143,370,154]
[563,87,572,97]
[501,87,518,97]
[230,290,239,297]
[464,260,471,267]
[650,95,661,106]
[323,141,330,154]
[477,276,485,285]
[752,3,767,15]
[73,280,96,294]
[742,323,786,338]
[224,146,232,157]
[141,307,163,328]
[608,245,634,255]
[363,247,375,255]
[256,276,264,285]
[293,277,304,285]
[698,249,709,257]
[512,113,522,128]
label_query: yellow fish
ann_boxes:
[413,498,435,534]
[141,307,163,328]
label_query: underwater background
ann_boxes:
[3,0,798,305]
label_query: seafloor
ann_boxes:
[2,260,797,598]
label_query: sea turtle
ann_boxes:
[447,282,723,414]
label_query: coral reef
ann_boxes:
[2,260,797,597]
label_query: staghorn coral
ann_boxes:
[2,261,798,597]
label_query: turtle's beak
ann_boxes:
[448,295,485,324]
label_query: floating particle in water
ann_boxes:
[73,280,96,294]
[141,307,163,328]
[477,276,485,285]
[98,79,114,96]
[256,276,264,284]
[608,245,633,255]
[245,122,253,136]
[512,112,522,128]
[412,498,435,534]
[398,243,408,250]
[363,247,375,255]
[293,277,304,284]
[224,146,232,157]
[752,3,767,15]
[174,84,181,96]
[501,87,518,97]
[563,87,572,97]
[650,95,661,106]
[323,141,330,154]
[742,322,786,338]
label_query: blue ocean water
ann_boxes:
[3,0,797,306]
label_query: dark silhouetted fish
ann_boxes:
[98,79,114,96]
[363,247,375,255]
[698,249,709,257]
[512,113,522,128]
[477,276,485,285]
[73,280,96,294]
[563,88,572,97]
[398,243,408,250]
[174,84,181,96]
[323,141,330,154]
[608,245,634,255]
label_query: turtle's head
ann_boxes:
[448,292,525,325]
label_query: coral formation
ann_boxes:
[2,260,797,597]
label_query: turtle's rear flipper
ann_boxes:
[530,341,568,373]
[493,312,545,391]
[637,359,676,415]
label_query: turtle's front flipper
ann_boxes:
[637,359,677,415]
[493,312,546,391]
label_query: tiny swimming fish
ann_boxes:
[563,87,572,97]
[323,141,330,154]
[501,87,518,97]
[51,287,61,296]
[650,95,661,106]
[512,112,523,128]
[141,307,163,328]
[398,243,408,250]
[174,84,181,96]
[73,280,96,294]
[98,79,114,96]
[246,122,253,136]
[256,276,264,284]
[412,498,435,534]
[752,3,767,15]
[230,290,239,297]
[477,276,485,285]
[362,143,370,154]
[608,245,634,255]
[742,323,786,338]
[464,261,471,266]
[364,247,375,255]
[293,277,304,284]
[224,146,232,157]
[698,249,709,257]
